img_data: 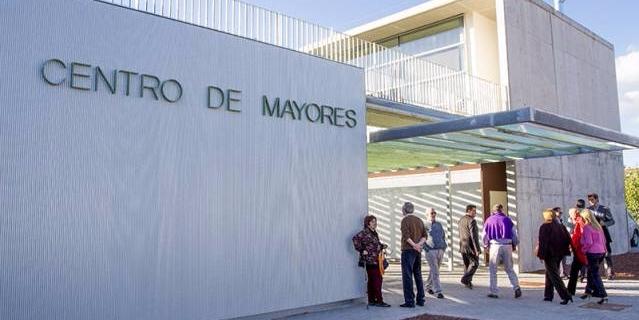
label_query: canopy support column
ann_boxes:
[445,166,454,272]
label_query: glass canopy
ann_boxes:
[368,107,639,172]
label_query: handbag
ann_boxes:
[378,251,389,275]
[358,255,365,268]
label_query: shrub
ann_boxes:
[625,168,639,222]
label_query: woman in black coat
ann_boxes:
[537,209,573,304]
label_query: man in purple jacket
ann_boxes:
[483,204,521,299]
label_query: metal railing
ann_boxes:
[97,0,508,116]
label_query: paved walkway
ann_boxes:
[284,264,639,320]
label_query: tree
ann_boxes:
[625,168,639,222]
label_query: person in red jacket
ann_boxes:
[567,207,588,296]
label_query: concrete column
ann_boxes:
[445,167,454,271]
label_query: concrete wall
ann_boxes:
[498,0,627,271]
[466,11,500,84]
[368,169,484,268]
[0,1,367,319]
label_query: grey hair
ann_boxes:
[402,202,414,215]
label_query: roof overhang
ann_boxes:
[367,107,639,172]
[366,96,461,128]
[345,0,496,42]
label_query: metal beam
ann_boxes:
[370,107,639,148]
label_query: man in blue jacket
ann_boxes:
[424,208,447,299]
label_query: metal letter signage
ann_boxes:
[41,58,184,103]
[40,58,358,127]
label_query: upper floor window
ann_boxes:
[378,17,465,71]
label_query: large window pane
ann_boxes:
[398,18,463,55]
[376,17,465,71]
[418,46,463,70]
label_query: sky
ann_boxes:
[247,0,639,166]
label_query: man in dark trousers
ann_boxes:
[400,202,427,308]
[587,193,616,280]
[459,204,482,289]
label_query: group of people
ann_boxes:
[351,192,615,308]
[538,193,615,305]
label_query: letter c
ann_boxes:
[41,59,67,86]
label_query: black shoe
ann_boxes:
[580,293,591,300]
[543,297,553,302]
[487,294,499,299]
[597,297,608,305]
[514,288,522,299]
[437,293,445,299]
[461,281,473,289]
[399,303,415,308]
[416,301,425,307]
[427,289,434,295]
[376,302,391,307]
[579,276,585,283]
[560,298,573,305]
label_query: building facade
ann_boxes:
[0,0,635,319]
[351,0,628,273]
[0,1,367,319]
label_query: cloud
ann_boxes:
[620,90,639,123]
[617,49,639,92]
[617,49,639,122]
[616,48,639,166]
[623,90,639,105]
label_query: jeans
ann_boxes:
[401,249,425,305]
[461,252,479,284]
[425,249,444,293]
[586,252,607,298]
[488,244,520,295]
